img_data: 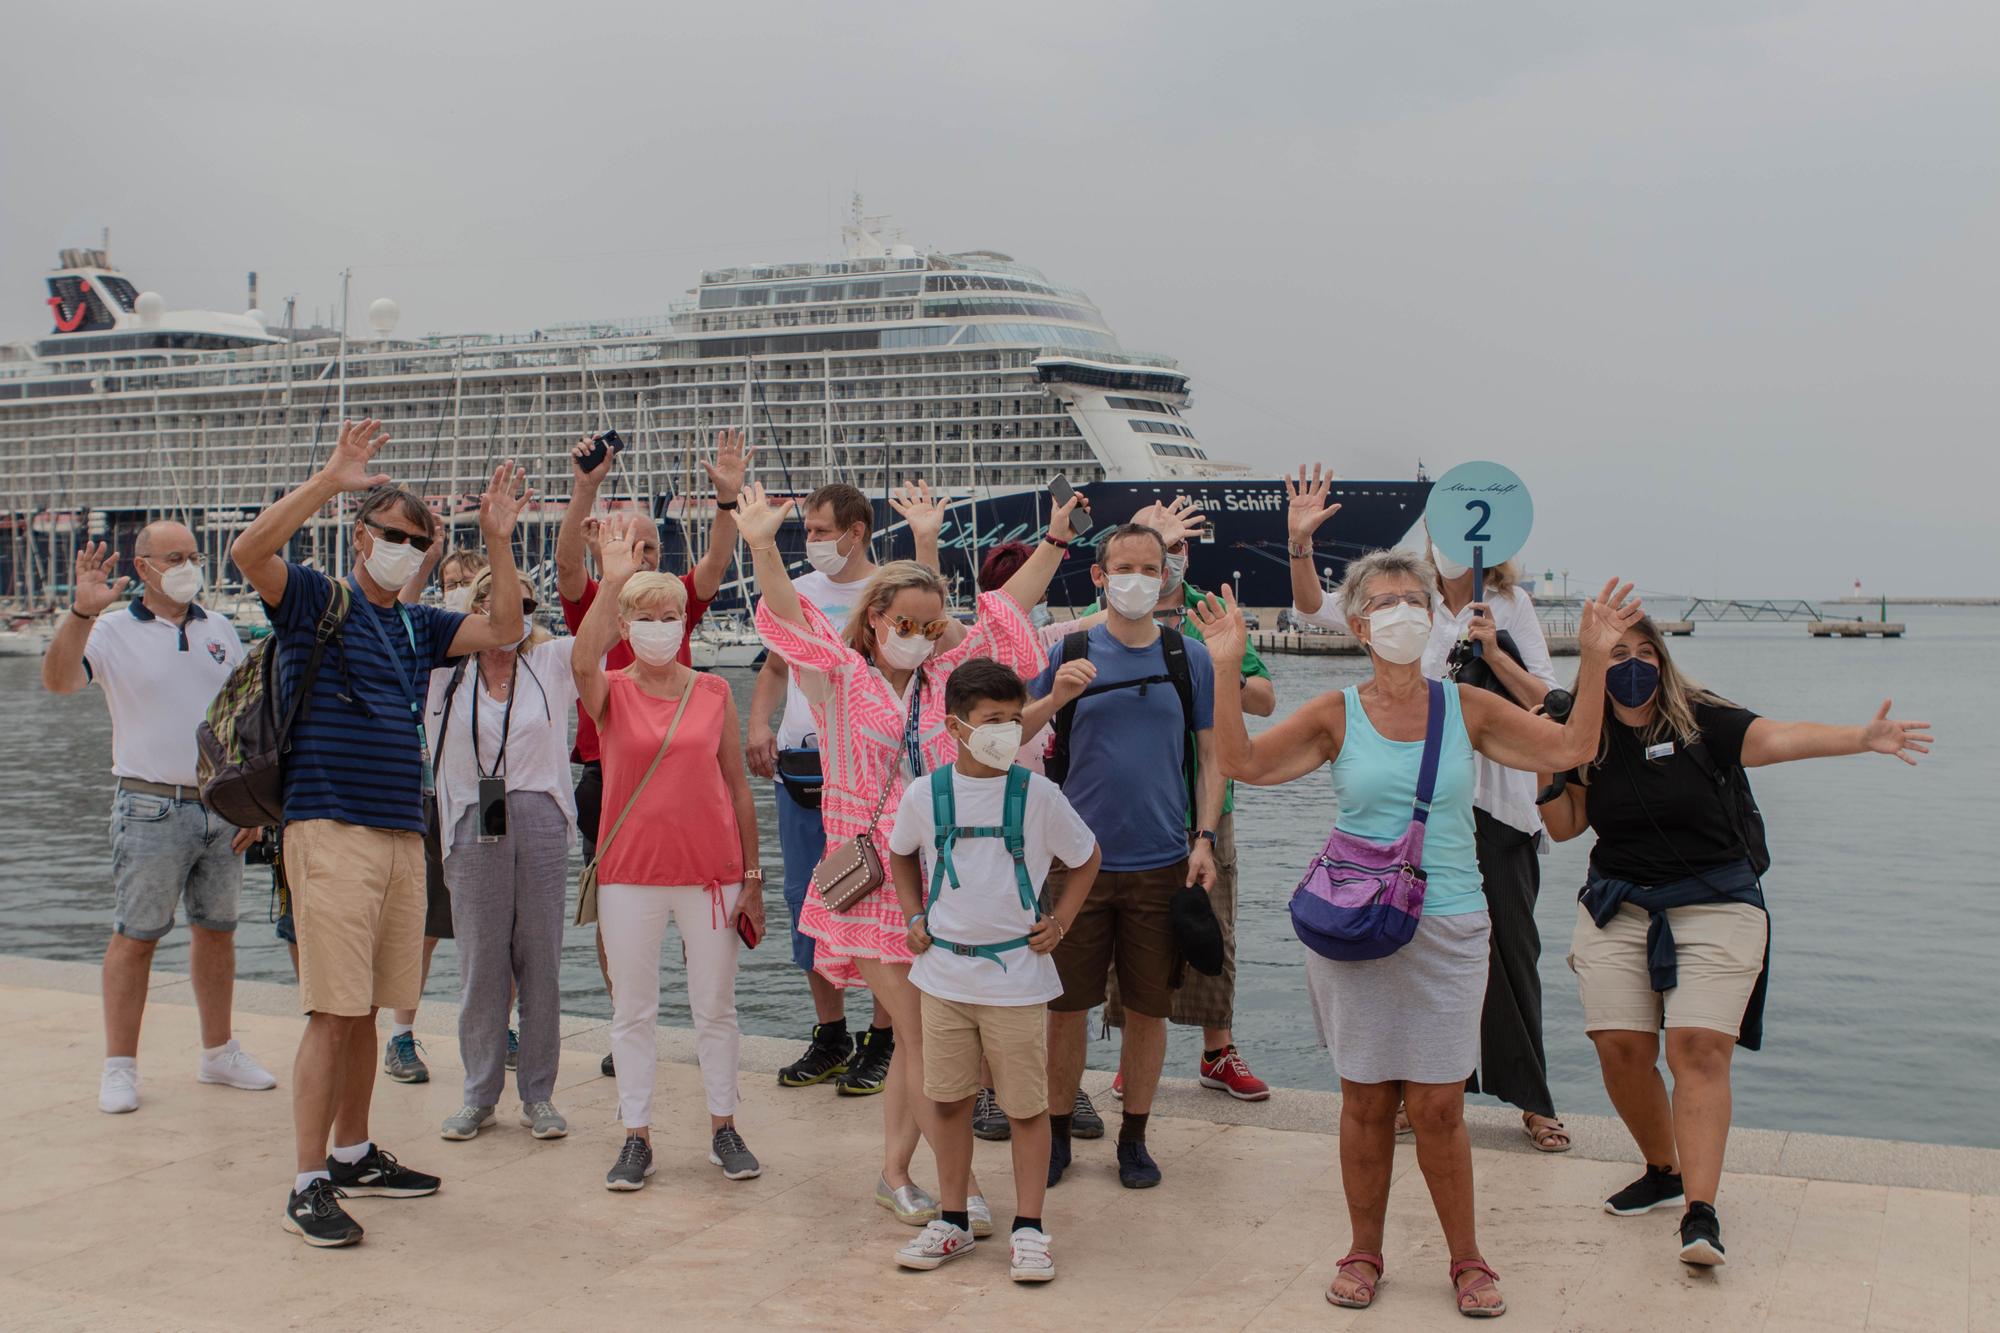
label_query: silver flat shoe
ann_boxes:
[967,1193,994,1237]
[875,1174,939,1226]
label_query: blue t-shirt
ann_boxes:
[267,564,465,832]
[1330,683,1484,915]
[1031,625,1215,873]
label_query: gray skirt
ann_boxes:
[1305,911,1491,1086]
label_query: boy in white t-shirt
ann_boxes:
[888,660,1101,1283]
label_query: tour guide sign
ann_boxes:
[1424,461,1534,658]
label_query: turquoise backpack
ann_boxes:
[925,765,1038,969]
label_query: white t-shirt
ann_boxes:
[425,637,582,861]
[84,601,245,786]
[1419,586,1560,837]
[774,567,872,750]
[888,766,1098,1006]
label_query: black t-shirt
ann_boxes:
[1582,702,1760,886]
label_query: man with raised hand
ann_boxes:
[42,524,277,1115]
[231,418,530,1248]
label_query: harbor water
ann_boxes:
[2,605,1993,1148]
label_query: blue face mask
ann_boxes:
[1607,658,1661,708]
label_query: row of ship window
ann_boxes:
[698,272,1061,310]
[1128,419,1197,440]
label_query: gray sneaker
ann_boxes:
[440,1104,496,1141]
[709,1125,762,1180]
[519,1101,568,1139]
[972,1087,1011,1141]
[605,1135,654,1191]
[384,1032,429,1084]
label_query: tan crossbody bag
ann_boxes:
[575,677,695,927]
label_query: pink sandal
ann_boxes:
[1327,1252,1385,1309]
[1449,1258,1506,1318]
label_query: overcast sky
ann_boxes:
[3,1,1993,596]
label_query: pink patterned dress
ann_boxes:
[754,589,1043,987]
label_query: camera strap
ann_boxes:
[471,657,518,779]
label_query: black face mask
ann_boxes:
[1607,659,1661,708]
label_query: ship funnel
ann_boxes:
[367,297,400,339]
[135,292,166,327]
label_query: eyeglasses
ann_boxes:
[365,521,436,553]
[140,552,204,568]
[1362,592,1430,613]
[884,615,952,641]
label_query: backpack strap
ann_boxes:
[1047,630,1092,782]
[1158,626,1198,806]
[923,764,1040,967]
[1002,763,1035,912]
[278,578,352,758]
[926,767,958,912]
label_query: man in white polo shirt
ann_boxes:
[41,521,278,1114]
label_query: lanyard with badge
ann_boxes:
[470,658,517,842]
[349,576,434,795]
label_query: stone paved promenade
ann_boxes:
[2,955,1995,1331]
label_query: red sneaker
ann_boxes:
[1198,1045,1271,1101]
[1110,1071,1124,1101]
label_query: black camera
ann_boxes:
[244,829,279,865]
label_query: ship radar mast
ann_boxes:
[841,194,918,260]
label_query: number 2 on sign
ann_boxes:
[1463,500,1493,543]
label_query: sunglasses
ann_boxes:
[365,521,436,554]
[883,614,952,642]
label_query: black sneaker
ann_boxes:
[1047,1131,1072,1188]
[778,1023,852,1088]
[1117,1140,1162,1190]
[280,1179,363,1248]
[1679,1201,1726,1266]
[505,1028,520,1071]
[836,1027,892,1096]
[1071,1088,1105,1139]
[972,1087,1011,1141]
[327,1146,441,1199]
[606,1134,655,1191]
[1604,1163,1686,1216]
[600,1051,616,1078]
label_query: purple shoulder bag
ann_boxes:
[1289,678,1445,962]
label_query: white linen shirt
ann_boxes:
[83,600,245,786]
[424,637,581,861]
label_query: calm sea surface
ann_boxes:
[3,606,1994,1147]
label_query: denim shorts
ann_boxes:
[110,789,244,941]
[774,781,826,974]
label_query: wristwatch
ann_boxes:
[1196,828,1219,846]
[716,499,740,511]
[742,866,764,881]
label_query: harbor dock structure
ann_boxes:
[1247,622,1694,657]
[1809,621,1907,639]
[3,954,1995,1331]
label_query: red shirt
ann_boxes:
[596,671,743,889]
[561,573,711,763]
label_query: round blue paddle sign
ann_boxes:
[1425,461,1534,567]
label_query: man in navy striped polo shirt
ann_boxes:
[232,418,532,1248]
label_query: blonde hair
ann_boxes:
[1334,549,1435,623]
[468,568,550,647]
[1582,616,1737,770]
[617,571,688,619]
[843,560,947,660]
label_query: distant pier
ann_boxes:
[1809,620,1906,639]
[1249,621,1693,657]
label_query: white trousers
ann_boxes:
[599,882,744,1127]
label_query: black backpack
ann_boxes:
[1683,738,1772,877]
[1046,627,1196,805]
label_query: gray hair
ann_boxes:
[1334,548,1437,622]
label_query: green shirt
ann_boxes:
[1080,584,1271,819]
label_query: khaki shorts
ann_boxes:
[1049,859,1186,1017]
[920,992,1049,1119]
[1567,901,1767,1039]
[285,819,427,1017]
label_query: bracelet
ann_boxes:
[1287,541,1312,560]
[1044,534,1071,549]
[715,499,739,511]
[1052,917,1067,941]
[71,607,96,621]
[742,867,764,881]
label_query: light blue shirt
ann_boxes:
[1330,683,1485,916]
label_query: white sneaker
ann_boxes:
[967,1194,994,1237]
[99,1063,139,1114]
[197,1039,278,1091]
[895,1219,974,1271]
[1009,1226,1055,1282]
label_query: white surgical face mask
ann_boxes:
[159,562,204,604]
[805,534,851,576]
[1105,572,1163,620]
[1430,542,1470,581]
[876,624,935,670]
[1365,603,1432,664]
[443,586,474,613]
[626,618,684,666]
[1164,550,1188,589]
[957,717,1023,770]
[363,534,426,590]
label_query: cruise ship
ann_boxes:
[0,208,1429,615]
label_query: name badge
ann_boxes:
[1645,742,1676,761]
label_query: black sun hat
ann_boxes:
[1170,885,1225,977]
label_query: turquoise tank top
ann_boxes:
[1329,683,1485,916]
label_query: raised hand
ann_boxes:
[1049,657,1098,707]
[1190,584,1248,662]
[735,482,794,548]
[478,459,531,541]
[889,477,946,546]
[1578,578,1643,656]
[71,541,128,616]
[571,433,614,485]
[1134,495,1207,550]
[1048,489,1089,543]
[599,513,645,583]
[320,418,393,493]
[702,427,752,505]
[1860,700,1933,766]
[1285,463,1342,546]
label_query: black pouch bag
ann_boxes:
[776,733,825,810]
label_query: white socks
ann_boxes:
[330,1140,373,1165]
[390,1023,414,1038]
[105,1055,136,1071]
[202,1039,235,1059]
[295,1170,330,1192]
